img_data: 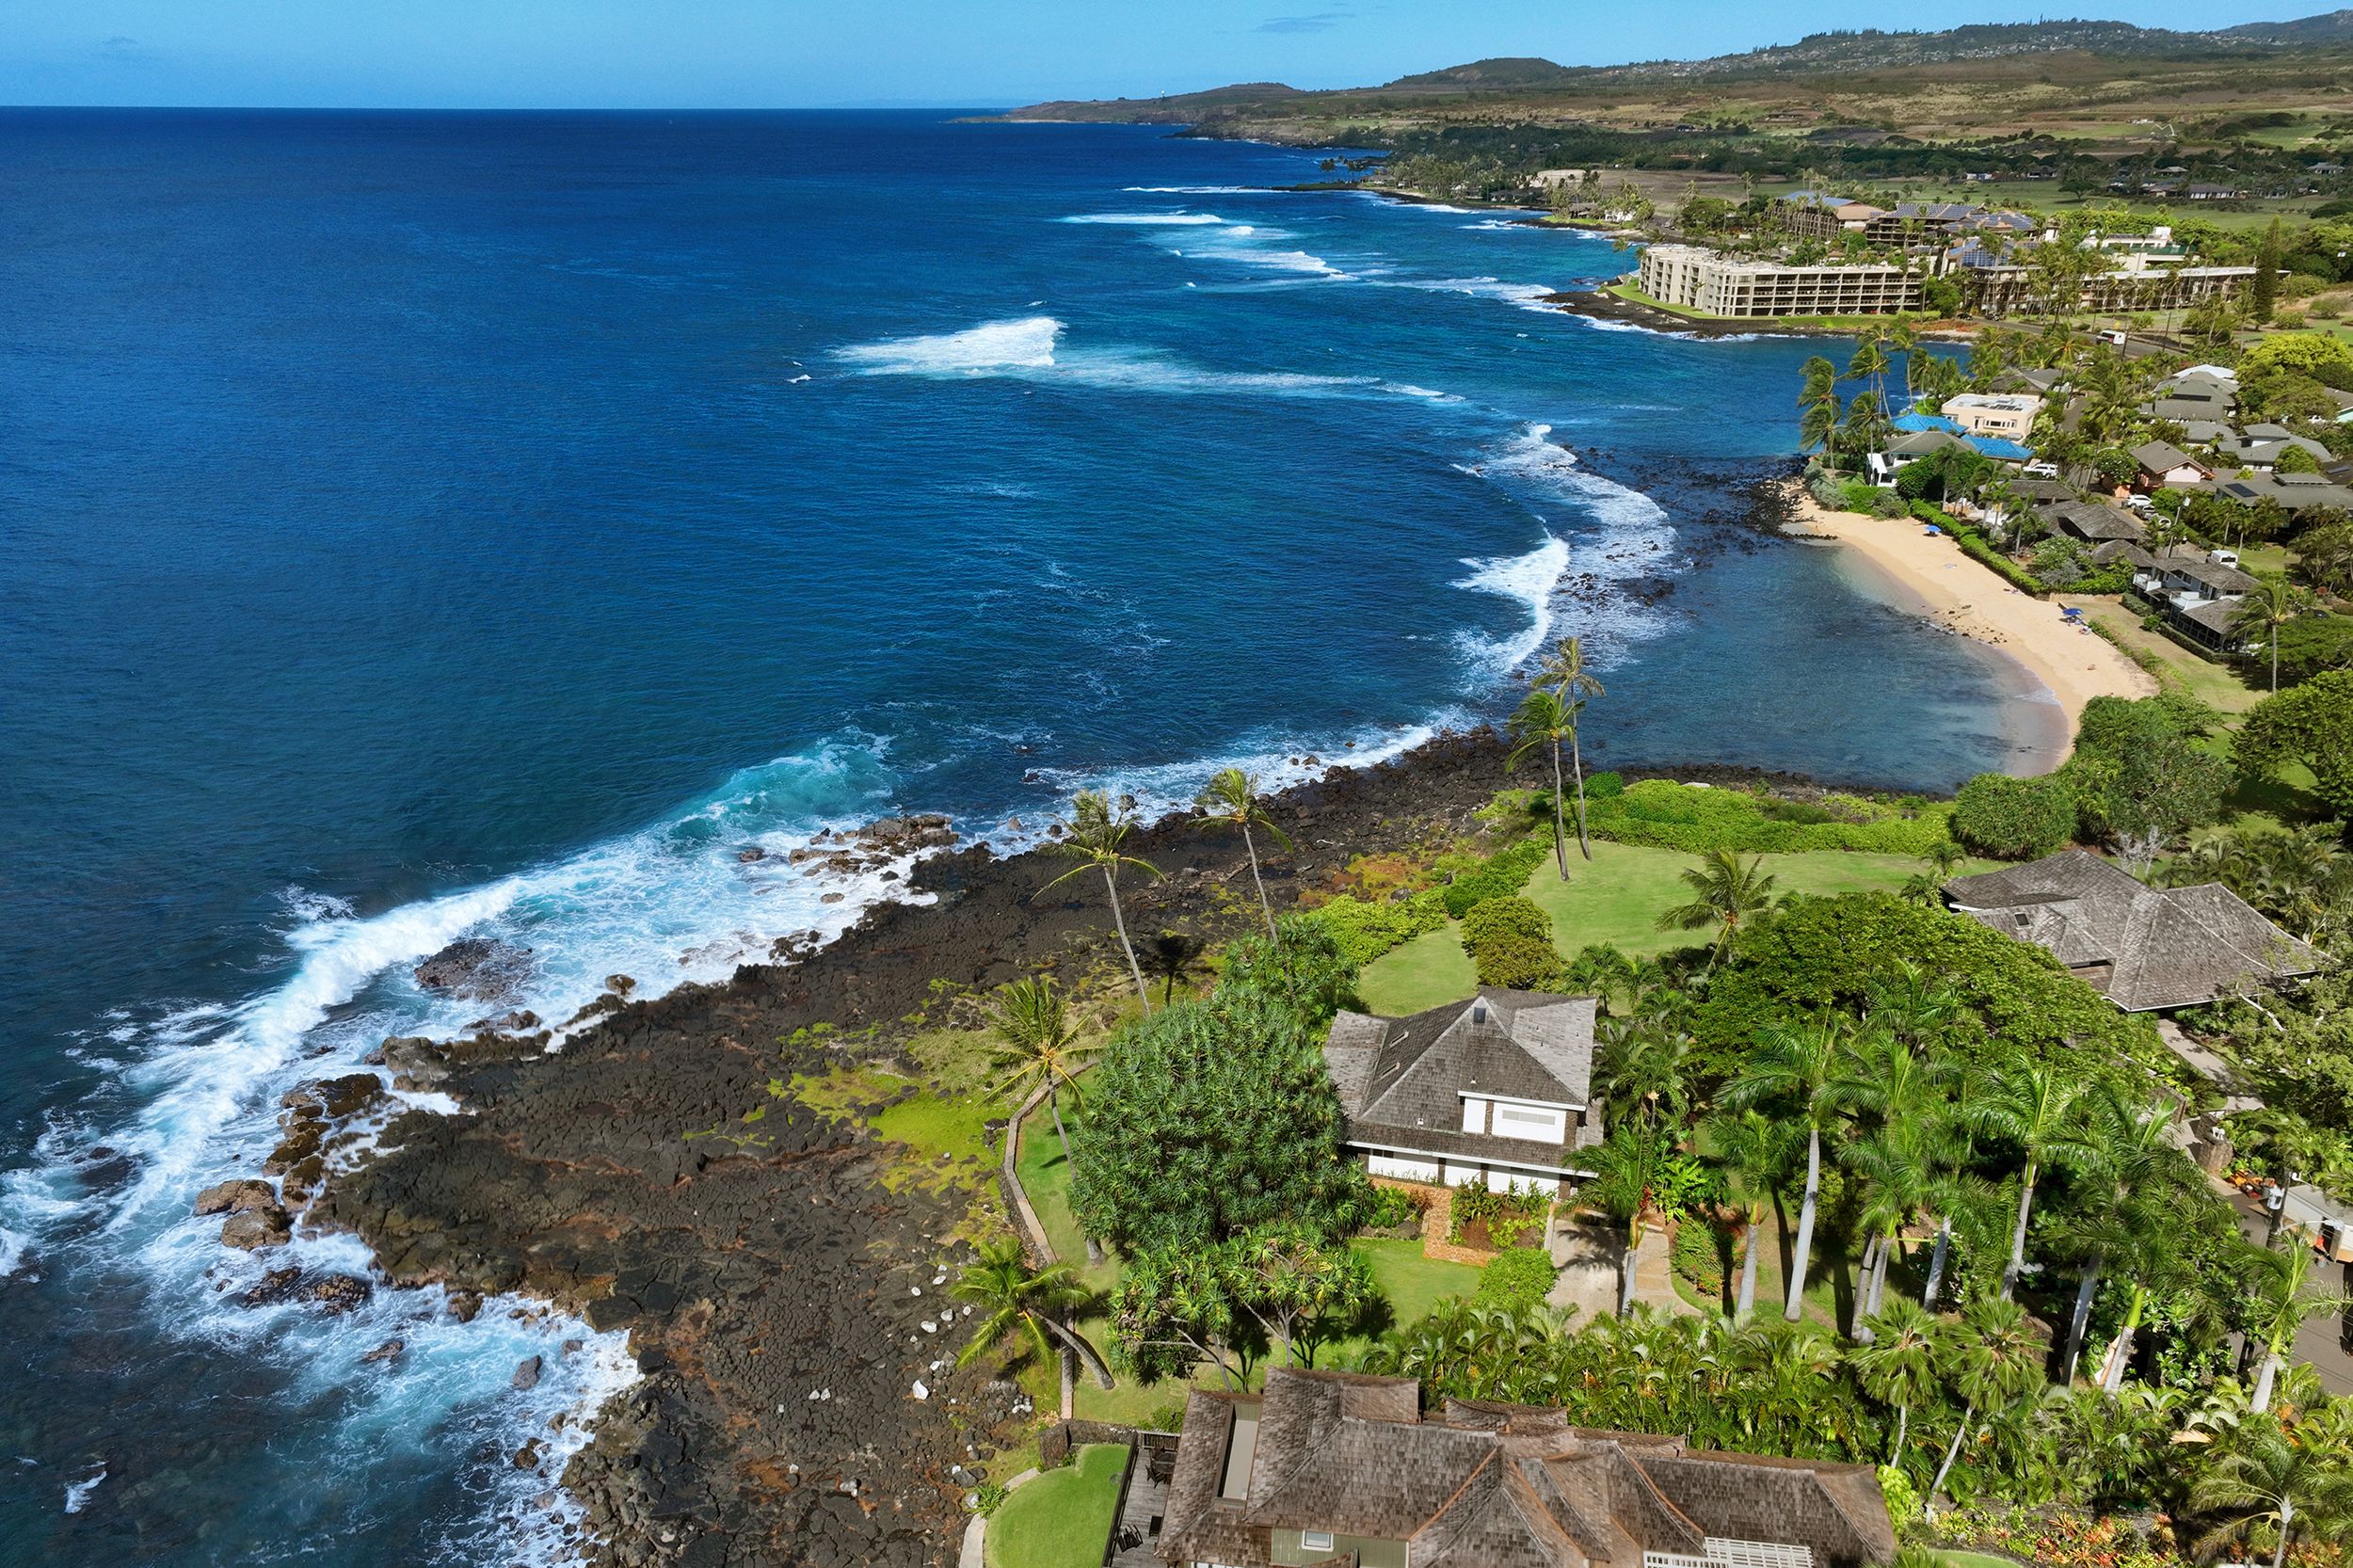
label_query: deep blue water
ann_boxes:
[0,110,2051,1563]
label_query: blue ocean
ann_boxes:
[0,110,2049,1563]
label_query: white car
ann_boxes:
[2023,461,2060,480]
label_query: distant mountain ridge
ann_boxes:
[1007,11,2353,120]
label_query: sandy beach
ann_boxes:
[1787,488,2157,742]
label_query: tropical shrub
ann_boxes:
[2238,670,2353,815]
[1461,894,1552,951]
[2060,694,2232,849]
[2268,614,2353,685]
[1308,889,1449,966]
[1951,772,2076,859]
[1584,778,1952,856]
[1471,933,1566,990]
[1067,987,1369,1256]
[1473,1247,1561,1311]
[1214,914,1363,1027]
[1583,770,1625,800]
[1440,835,1550,918]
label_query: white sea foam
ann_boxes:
[1382,275,1560,314]
[833,316,1454,403]
[1452,535,1574,679]
[1060,211,1227,225]
[62,1464,104,1514]
[1121,184,1264,194]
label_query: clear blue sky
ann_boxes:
[0,0,2325,109]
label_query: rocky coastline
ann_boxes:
[245,728,1904,1568]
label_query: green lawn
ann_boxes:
[1355,1238,1486,1333]
[985,1444,1129,1568]
[2079,598,2265,714]
[1362,840,1984,1016]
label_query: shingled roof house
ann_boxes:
[1159,1367,1897,1568]
[1323,990,1602,1196]
[1945,852,2323,1012]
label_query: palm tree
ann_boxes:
[2190,1416,2353,1568]
[1194,767,1292,940]
[2232,574,2310,694]
[952,1235,1113,1389]
[1723,1016,1856,1321]
[1037,790,1163,1013]
[1852,1296,1944,1463]
[1596,1018,1692,1134]
[1584,1126,1676,1317]
[1832,1026,1953,1331]
[2053,1083,2178,1384]
[983,976,1097,1167]
[1799,355,1843,454]
[1657,848,1779,965]
[1928,1295,2044,1503]
[2244,1241,2353,1414]
[1531,636,1606,859]
[1507,687,1580,879]
[1705,1109,1798,1321]
[1973,1059,2097,1301]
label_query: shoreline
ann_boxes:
[1783,484,2157,754]
[300,732,1951,1566]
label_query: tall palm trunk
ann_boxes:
[1099,864,1150,1014]
[1855,1236,1883,1342]
[1240,822,1277,941]
[2271,1503,2296,1568]
[1567,724,1592,860]
[1929,1401,1976,1499]
[1736,1215,1762,1320]
[2063,1254,2103,1383]
[1548,743,1571,879]
[2000,1158,2039,1301]
[2252,1345,2283,1414]
[1619,1219,1641,1316]
[1037,1313,1114,1390]
[1923,1216,1952,1308]
[1891,1403,1911,1464]
[2100,1285,2147,1394]
[1048,1085,1075,1169]
[1786,1126,1822,1322]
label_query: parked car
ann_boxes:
[2023,460,2061,480]
[2209,548,2241,568]
[2096,328,2129,346]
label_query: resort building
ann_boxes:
[1321,990,1601,1196]
[1967,263,2255,318]
[1940,392,2042,440]
[1945,852,2323,1011]
[1775,191,1886,242]
[1863,201,2037,247]
[1637,246,1922,318]
[1158,1367,1899,1568]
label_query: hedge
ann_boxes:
[1461,895,1552,951]
[1473,1246,1561,1310]
[1441,836,1551,918]
[1307,889,1449,966]
[1581,778,1953,856]
[1471,933,1566,990]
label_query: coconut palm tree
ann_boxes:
[1194,766,1292,940]
[1928,1295,2044,1503]
[2232,574,2310,694]
[952,1235,1112,1389]
[1657,848,1780,965]
[1038,790,1163,1013]
[1596,1018,1693,1135]
[1705,1109,1800,1321]
[983,975,1097,1167]
[2053,1083,2180,1384]
[1507,687,1583,880]
[1799,356,1843,454]
[1853,1296,1944,1463]
[2243,1241,2353,1414]
[2190,1416,2353,1568]
[1723,1016,1859,1321]
[1973,1058,2098,1300]
[1531,636,1606,859]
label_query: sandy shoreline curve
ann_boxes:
[1785,485,2156,745]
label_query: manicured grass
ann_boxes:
[1358,924,1479,1016]
[2078,598,2265,714]
[1015,1108,1120,1294]
[984,1444,1129,1568]
[1356,1238,1486,1329]
[1361,840,1989,1014]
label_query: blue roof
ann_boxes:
[1894,412,1963,434]
[1967,436,2034,461]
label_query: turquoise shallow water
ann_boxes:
[0,109,2047,1563]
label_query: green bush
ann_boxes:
[1671,1219,1726,1298]
[1583,771,1625,800]
[1440,836,1550,918]
[1582,778,1952,856]
[1950,772,2076,859]
[1460,894,1552,951]
[1470,932,1565,990]
[1308,889,1449,965]
[1841,480,1881,514]
[1359,1184,1427,1232]
[1473,1246,1561,1311]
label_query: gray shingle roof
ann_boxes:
[1157,1369,1897,1568]
[1944,850,2323,1011]
[2131,440,2206,476]
[1325,991,1601,1170]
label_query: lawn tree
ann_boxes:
[2230,574,2312,695]
[1038,790,1163,1014]
[1228,1224,1377,1368]
[1929,1295,2043,1506]
[1507,686,1581,879]
[1852,1296,1943,1464]
[1657,848,1780,968]
[1704,1108,1799,1322]
[1109,1246,1248,1391]
[2237,671,2353,818]
[983,975,1098,1168]
[1583,1125,1680,1317]
[2243,1242,2353,1414]
[1974,1057,2098,1301]
[1532,635,1606,860]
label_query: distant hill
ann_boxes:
[1003,12,2353,121]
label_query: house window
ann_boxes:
[1303,1530,1336,1553]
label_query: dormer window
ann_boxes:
[1471,1000,1488,1024]
[1303,1529,1336,1553]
